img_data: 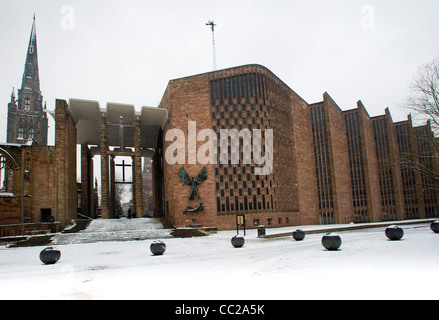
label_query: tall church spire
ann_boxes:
[21,14,40,92]
[6,15,48,146]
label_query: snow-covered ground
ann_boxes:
[0,219,438,300]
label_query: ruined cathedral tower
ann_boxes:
[7,15,48,145]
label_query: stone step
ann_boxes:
[52,218,172,245]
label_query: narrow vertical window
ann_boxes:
[29,128,35,140]
[25,99,30,110]
[18,127,24,139]
[0,156,6,192]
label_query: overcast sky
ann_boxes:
[1,0,439,145]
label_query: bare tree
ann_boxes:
[405,57,439,132]
[402,57,439,191]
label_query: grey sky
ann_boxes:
[1,0,439,145]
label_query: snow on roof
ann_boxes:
[0,193,16,198]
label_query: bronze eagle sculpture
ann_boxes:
[179,166,207,201]
[179,167,207,213]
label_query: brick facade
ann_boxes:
[54,99,77,226]
[159,71,218,228]
[0,144,57,226]
[1,100,81,229]
[2,61,439,232]
[159,64,439,230]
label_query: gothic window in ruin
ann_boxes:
[0,148,18,194]
[18,127,24,140]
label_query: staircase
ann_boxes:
[52,218,172,245]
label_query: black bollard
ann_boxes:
[322,233,342,251]
[385,225,404,241]
[231,235,245,248]
[40,247,61,265]
[150,241,166,255]
[293,229,305,241]
[430,221,439,234]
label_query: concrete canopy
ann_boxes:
[140,106,168,153]
[107,102,136,148]
[67,99,168,151]
[68,99,101,146]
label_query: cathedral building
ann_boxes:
[7,15,48,146]
[1,17,438,234]
[159,64,439,230]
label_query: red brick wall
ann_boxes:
[0,196,21,225]
[323,92,354,224]
[0,144,56,226]
[385,109,405,221]
[357,101,382,222]
[160,65,318,230]
[29,146,56,221]
[55,99,77,227]
[291,91,319,225]
[160,73,218,228]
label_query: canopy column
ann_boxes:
[133,116,143,217]
[100,113,110,219]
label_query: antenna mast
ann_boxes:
[206,20,217,71]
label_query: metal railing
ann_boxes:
[0,222,60,239]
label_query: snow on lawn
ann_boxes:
[0,221,438,300]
